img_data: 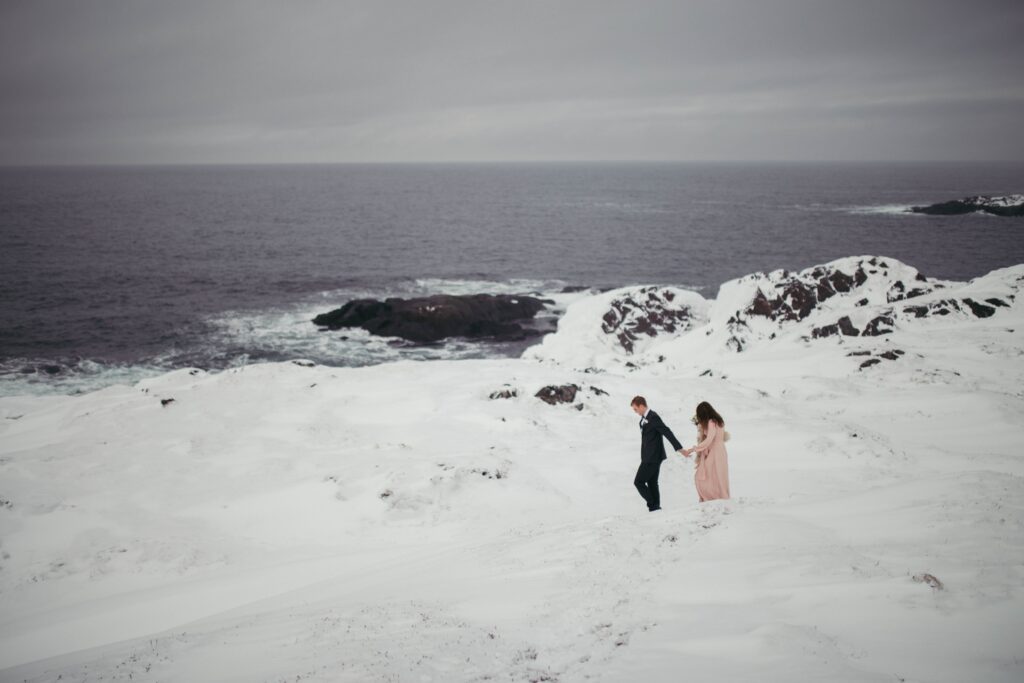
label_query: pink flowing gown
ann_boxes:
[693,421,730,501]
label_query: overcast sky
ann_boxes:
[1,0,1022,164]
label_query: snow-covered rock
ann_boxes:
[910,194,1024,216]
[530,257,1023,370]
[525,285,709,367]
[711,256,934,351]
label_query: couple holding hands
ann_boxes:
[630,395,730,511]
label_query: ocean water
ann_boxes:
[2,161,1022,396]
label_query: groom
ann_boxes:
[630,396,684,512]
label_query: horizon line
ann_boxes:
[2,159,1022,169]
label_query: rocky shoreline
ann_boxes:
[312,293,554,343]
[910,194,1024,216]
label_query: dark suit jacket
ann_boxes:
[639,409,683,463]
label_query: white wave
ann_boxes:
[0,358,171,398]
[2,278,594,397]
[840,204,918,216]
[197,296,556,370]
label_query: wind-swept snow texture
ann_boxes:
[2,256,1023,682]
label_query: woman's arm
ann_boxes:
[693,421,718,453]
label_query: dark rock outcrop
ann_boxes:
[963,298,996,318]
[812,316,860,339]
[811,313,895,339]
[910,195,1024,217]
[489,386,518,400]
[601,287,703,353]
[912,573,944,590]
[535,384,579,405]
[713,257,1016,353]
[858,349,904,369]
[743,263,876,324]
[902,297,1003,320]
[887,279,931,303]
[313,294,550,343]
[862,315,895,336]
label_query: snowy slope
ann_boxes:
[1,257,1022,682]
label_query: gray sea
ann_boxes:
[2,161,1022,396]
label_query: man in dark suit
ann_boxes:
[630,395,684,512]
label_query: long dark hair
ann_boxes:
[695,401,724,429]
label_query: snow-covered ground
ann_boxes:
[2,257,1022,682]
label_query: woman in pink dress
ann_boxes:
[682,402,730,501]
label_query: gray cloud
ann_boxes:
[2,0,1022,163]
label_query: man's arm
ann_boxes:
[650,412,683,451]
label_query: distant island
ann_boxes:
[910,194,1024,216]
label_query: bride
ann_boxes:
[681,401,731,502]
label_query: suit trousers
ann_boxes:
[634,459,663,510]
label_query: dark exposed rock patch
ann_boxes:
[160,398,175,407]
[742,260,886,325]
[903,297,1002,320]
[471,467,506,480]
[810,312,895,339]
[862,315,895,336]
[811,316,860,339]
[535,384,580,405]
[887,279,931,303]
[963,298,996,318]
[903,300,956,317]
[312,294,550,343]
[912,572,944,590]
[601,287,703,353]
[910,195,1024,217]
[20,364,63,375]
[858,349,905,369]
[489,386,518,400]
